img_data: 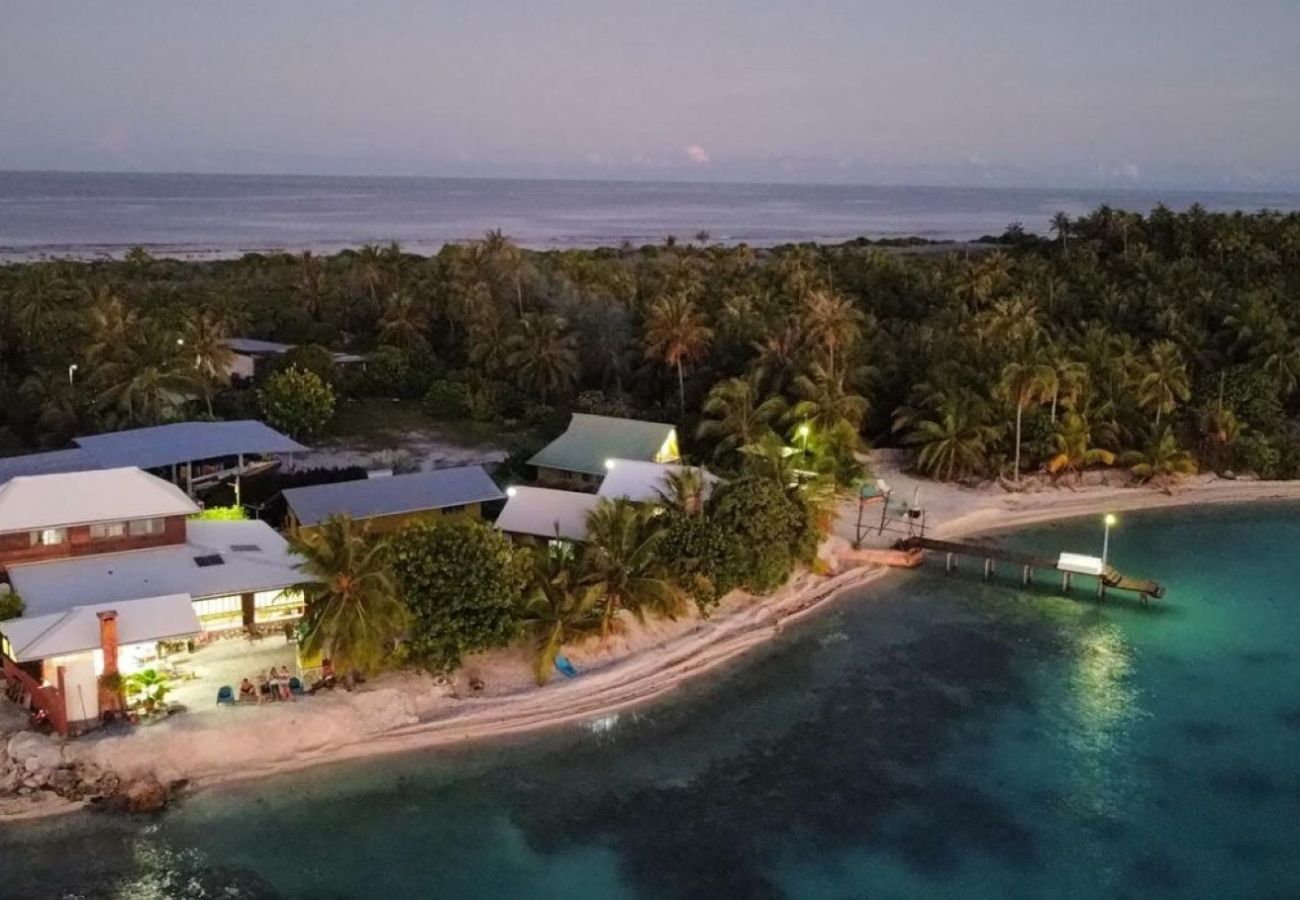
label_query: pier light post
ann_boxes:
[1101,513,1117,568]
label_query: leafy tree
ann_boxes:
[260,366,336,440]
[999,360,1057,481]
[643,289,713,414]
[505,313,580,403]
[582,499,683,634]
[1045,412,1115,483]
[707,476,815,594]
[697,374,786,462]
[658,508,744,614]
[1137,340,1191,428]
[290,515,409,678]
[0,588,24,622]
[125,668,171,713]
[390,518,525,672]
[518,544,602,684]
[1122,426,1197,487]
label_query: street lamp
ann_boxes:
[1101,514,1117,568]
[796,423,811,458]
[67,363,78,386]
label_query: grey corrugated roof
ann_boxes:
[0,448,99,485]
[495,486,601,542]
[225,337,295,355]
[73,421,308,469]
[528,414,678,477]
[282,466,504,527]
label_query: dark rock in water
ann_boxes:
[123,775,170,813]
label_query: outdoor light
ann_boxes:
[604,458,616,470]
[67,363,78,385]
[797,423,810,439]
[176,338,185,346]
[506,486,517,498]
[797,422,811,457]
[1101,513,1117,568]
[1105,513,1117,526]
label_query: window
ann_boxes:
[89,521,127,539]
[128,518,165,537]
[29,528,66,547]
[229,543,262,553]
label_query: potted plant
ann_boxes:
[125,669,171,715]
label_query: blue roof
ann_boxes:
[0,448,98,484]
[72,421,308,469]
[282,466,505,527]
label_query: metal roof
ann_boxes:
[73,420,308,469]
[528,414,677,477]
[0,467,199,533]
[0,449,99,485]
[224,337,296,355]
[0,593,200,663]
[495,486,601,542]
[7,520,304,617]
[282,466,504,527]
[596,459,719,504]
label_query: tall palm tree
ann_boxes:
[1137,340,1190,428]
[803,289,863,381]
[750,324,805,396]
[1050,211,1071,256]
[696,374,787,461]
[378,291,430,351]
[289,515,409,678]
[655,467,709,516]
[582,500,682,635]
[518,544,602,685]
[182,312,236,416]
[643,290,713,414]
[790,362,868,433]
[505,313,580,403]
[999,360,1058,482]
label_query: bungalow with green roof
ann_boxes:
[528,414,680,489]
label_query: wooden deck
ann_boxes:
[895,536,1165,600]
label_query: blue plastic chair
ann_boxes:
[554,655,579,679]
[289,676,304,696]
[216,685,235,705]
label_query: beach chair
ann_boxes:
[216,685,235,705]
[289,676,304,696]
[554,655,579,679]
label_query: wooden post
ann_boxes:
[945,552,954,573]
[1022,565,1031,586]
[1061,571,1071,592]
[983,558,993,580]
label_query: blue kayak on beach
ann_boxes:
[554,655,579,678]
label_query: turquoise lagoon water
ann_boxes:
[2,504,1299,899]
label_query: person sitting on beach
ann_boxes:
[274,666,294,701]
[238,677,260,703]
[259,669,276,701]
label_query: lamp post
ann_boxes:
[1101,513,1117,568]
[797,423,810,459]
[67,363,78,386]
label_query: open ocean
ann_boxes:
[3,171,1300,261]
[2,503,1299,898]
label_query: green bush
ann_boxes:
[425,379,471,419]
[707,477,815,594]
[0,588,24,622]
[389,518,526,672]
[259,366,336,440]
[659,511,745,614]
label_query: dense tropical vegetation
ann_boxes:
[3,205,1297,485]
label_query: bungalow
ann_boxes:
[528,414,679,489]
[597,459,718,506]
[223,338,365,382]
[495,486,602,543]
[283,466,504,534]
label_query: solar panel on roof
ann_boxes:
[193,554,225,567]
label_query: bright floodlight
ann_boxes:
[797,423,811,438]
[506,486,517,498]
[1105,514,1117,526]
[604,458,616,470]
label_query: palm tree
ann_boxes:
[750,324,804,396]
[289,516,409,679]
[482,229,526,315]
[182,312,235,416]
[378,291,430,351]
[1050,211,1071,256]
[643,290,713,414]
[1122,426,1197,489]
[790,362,868,433]
[582,499,682,635]
[1046,412,1115,484]
[125,669,170,714]
[999,360,1058,482]
[898,400,998,482]
[696,374,786,461]
[518,544,602,685]
[505,313,580,403]
[1137,340,1190,428]
[655,467,709,515]
[18,368,81,447]
[803,289,863,381]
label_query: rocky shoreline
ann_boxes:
[1,730,177,818]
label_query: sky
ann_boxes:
[2,0,1298,190]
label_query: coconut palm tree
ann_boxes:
[898,399,999,482]
[182,312,236,416]
[655,467,709,516]
[790,362,868,433]
[643,290,713,414]
[1136,340,1190,428]
[999,360,1058,482]
[582,499,682,635]
[378,291,430,352]
[289,515,409,679]
[803,289,863,381]
[696,374,787,461]
[1050,211,1072,256]
[505,313,580,403]
[1122,426,1197,489]
[518,544,602,685]
[750,324,805,396]
[1046,412,1115,484]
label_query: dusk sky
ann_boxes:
[2,1,1298,190]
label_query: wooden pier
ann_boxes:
[894,536,1165,601]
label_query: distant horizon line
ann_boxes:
[4,167,1299,199]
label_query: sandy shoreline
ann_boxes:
[8,470,1300,821]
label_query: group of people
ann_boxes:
[237,666,296,703]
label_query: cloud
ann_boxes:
[684,144,710,165]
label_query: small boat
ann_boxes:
[554,655,579,678]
